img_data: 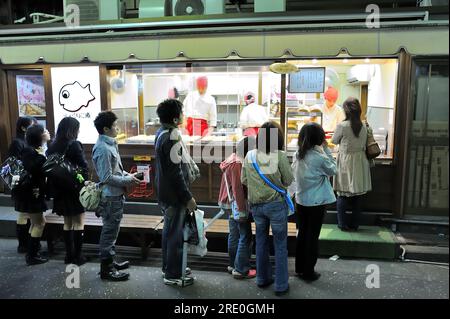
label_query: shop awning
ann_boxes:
[0,27,448,65]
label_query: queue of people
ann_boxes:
[5,93,372,294]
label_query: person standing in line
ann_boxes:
[92,111,141,281]
[155,99,198,287]
[241,121,294,296]
[218,136,257,279]
[292,122,337,282]
[332,97,372,231]
[13,124,49,265]
[47,117,89,266]
[8,116,36,253]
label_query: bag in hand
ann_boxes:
[366,123,381,160]
[79,181,103,212]
[185,210,200,245]
[0,156,24,190]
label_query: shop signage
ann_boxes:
[51,66,102,144]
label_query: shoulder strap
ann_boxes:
[155,129,170,148]
[249,151,285,194]
[223,172,233,202]
[249,151,295,212]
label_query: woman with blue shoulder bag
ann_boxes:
[218,136,256,279]
[292,122,337,282]
[241,122,294,296]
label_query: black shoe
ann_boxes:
[113,260,130,270]
[257,278,274,288]
[26,253,48,265]
[275,286,289,296]
[26,237,48,266]
[338,226,351,232]
[299,271,321,282]
[100,258,129,281]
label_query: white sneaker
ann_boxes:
[163,276,194,287]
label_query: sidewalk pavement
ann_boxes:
[0,238,447,299]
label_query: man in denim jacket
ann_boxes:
[92,111,140,281]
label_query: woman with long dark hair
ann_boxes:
[292,122,337,281]
[8,116,36,253]
[47,117,89,265]
[241,121,294,296]
[332,97,372,231]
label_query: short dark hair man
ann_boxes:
[155,99,197,286]
[92,111,140,281]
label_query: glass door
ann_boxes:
[404,59,449,216]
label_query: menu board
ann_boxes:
[288,67,326,93]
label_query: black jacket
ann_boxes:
[8,137,26,160]
[46,139,88,216]
[155,127,192,208]
[13,147,47,214]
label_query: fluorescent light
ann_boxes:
[365,58,371,63]
[312,59,318,64]
[343,58,349,63]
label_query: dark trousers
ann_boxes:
[336,195,363,230]
[161,205,186,279]
[295,204,325,276]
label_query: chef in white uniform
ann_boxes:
[183,76,217,137]
[239,92,269,136]
[319,86,345,133]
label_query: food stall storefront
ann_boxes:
[0,25,448,217]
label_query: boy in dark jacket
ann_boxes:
[155,99,197,287]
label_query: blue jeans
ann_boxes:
[98,196,124,260]
[251,200,289,292]
[228,216,253,274]
[161,205,186,279]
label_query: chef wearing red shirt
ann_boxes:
[183,76,217,136]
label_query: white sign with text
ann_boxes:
[51,66,102,144]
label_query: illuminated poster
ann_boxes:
[16,75,46,116]
[51,66,102,144]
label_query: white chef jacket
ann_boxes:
[239,103,269,129]
[319,103,346,132]
[183,91,217,127]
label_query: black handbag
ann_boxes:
[42,142,80,191]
